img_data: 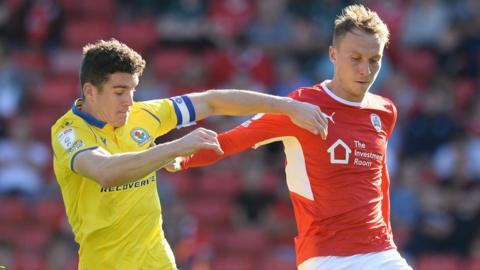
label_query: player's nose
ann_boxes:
[123,94,134,107]
[358,61,371,77]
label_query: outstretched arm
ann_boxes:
[180,126,250,170]
[74,128,223,188]
[165,113,302,172]
[186,90,328,139]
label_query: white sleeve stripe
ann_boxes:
[251,136,314,201]
[170,96,194,126]
[176,99,191,125]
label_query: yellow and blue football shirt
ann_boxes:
[51,96,196,270]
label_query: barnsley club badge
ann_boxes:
[131,128,152,146]
[370,113,382,132]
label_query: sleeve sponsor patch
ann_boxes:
[66,140,84,156]
[57,128,76,149]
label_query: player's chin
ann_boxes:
[355,82,371,92]
[113,116,128,127]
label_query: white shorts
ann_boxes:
[298,249,412,270]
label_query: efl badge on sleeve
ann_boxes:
[57,128,76,149]
[241,113,264,127]
[370,113,382,132]
[131,128,152,146]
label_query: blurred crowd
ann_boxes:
[0,0,480,269]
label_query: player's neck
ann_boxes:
[80,100,105,123]
[327,79,366,103]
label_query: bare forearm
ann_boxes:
[77,140,183,187]
[187,89,327,137]
[101,143,179,185]
[190,90,296,120]
[76,128,222,187]
[211,90,295,115]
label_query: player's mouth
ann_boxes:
[119,108,130,114]
[356,80,370,85]
[118,111,129,118]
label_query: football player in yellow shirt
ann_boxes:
[51,39,328,270]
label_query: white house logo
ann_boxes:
[322,112,335,124]
[327,139,352,164]
[130,128,152,146]
[370,113,382,132]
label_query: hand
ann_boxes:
[175,127,224,157]
[164,157,183,173]
[288,100,328,139]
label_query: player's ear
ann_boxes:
[83,83,95,100]
[329,46,336,64]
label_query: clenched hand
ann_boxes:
[175,127,224,157]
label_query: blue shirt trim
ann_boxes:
[181,95,196,122]
[140,108,161,124]
[70,146,99,173]
[169,98,183,126]
[71,99,106,128]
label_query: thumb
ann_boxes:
[213,144,224,155]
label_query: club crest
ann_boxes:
[131,128,151,146]
[370,113,382,132]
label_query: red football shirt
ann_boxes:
[182,81,398,265]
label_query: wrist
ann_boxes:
[158,139,186,160]
[171,139,190,157]
[281,97,297,116]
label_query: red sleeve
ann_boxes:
[181,113,299,169]
[381,159,392,234]
[381,99,396,234]
[386,99,397,139]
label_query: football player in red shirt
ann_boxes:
[167,4,412,270]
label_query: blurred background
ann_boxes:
[0,0,479,269]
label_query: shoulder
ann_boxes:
[366,93,397,136]
[287,84,324,102]
[133,99,173,112]
[51,111,87,135]
[366,92,397,115]
[51,112,95,149]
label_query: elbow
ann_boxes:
[96,173,117,188]
[99,179,115,188]
[204,90,219,114]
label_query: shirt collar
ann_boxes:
[320,80,368,107]
[71,99,107,128]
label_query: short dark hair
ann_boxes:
[333,4,389,47]
[80,39,146,89]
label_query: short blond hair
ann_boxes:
[333,4,389,47]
